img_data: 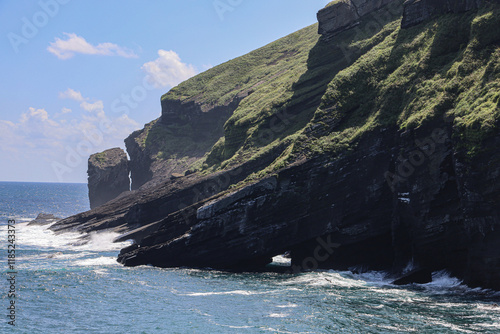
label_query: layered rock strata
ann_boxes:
[317,0,399,36]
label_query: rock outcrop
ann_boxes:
[117,121,500,290]
[401,0,489,28]
[28,213,61,226]
[125,89,245,191]
[392,268,433,285]
[87,148,130,209]
[317,0,399,36]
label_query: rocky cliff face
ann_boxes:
[87,148,130,209]
[124,82,246,191]
[317,0,399,36]
[401,0,488,28]
[58,0,500,290]
[118,120,500,289]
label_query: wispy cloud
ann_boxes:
[142,50,197,88]
[47,33,138,60]
[59,88,84,102]
[0,91,140,181]
[59,88,105,117]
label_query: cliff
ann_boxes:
[401,0,491,28]
[55,0,500,289]
[317,0,399,36]
[87,148,129,209]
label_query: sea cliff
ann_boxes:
[52,0,500,289]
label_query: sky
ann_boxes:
[0,0,331,183]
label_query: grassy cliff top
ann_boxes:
[161,24,320,108]
[325,0,343,8]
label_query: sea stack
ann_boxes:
[87,148,130,209]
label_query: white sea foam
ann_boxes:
[12,222,131,252]
[427,270,463,288]
[267,312,289,318]
[275,303,298,308]
[272,255,291,266]
[280,271,370,289]
[182,290,268,297]
[73,256,119,267]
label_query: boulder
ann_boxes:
[392,268,433,285]
[88,148,130,209]
[28,213,61,226]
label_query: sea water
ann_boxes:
[1,181,499,333]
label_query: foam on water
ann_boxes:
[73,256,120,267]
[10,222,131,252]
[182,290,271,297]
[271,255,291,266]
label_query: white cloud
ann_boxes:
[47,33,138,60]
[59,88,105,118]
[81,100,105,116]
[142,50,197,88]
[59,88,84,102]
[0,92,141,182]
[54,107,72,119]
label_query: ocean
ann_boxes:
[0,181,499,333]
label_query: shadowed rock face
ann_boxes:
[317,0,399,36]
[87,148,130,209]
[125,94,243,191]
[117,122,500,290]
[401,0,487,28]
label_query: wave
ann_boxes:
[5,222,131,252]
[73,256,120,267]
[181,290,270,297]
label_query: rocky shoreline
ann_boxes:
[52,0,500,290]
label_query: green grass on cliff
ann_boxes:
[162,24,321,170]
[295,3,500,158]
[159,1,404,174]
[150,1,499,180]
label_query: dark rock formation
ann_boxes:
[117,122,500,290]
[87,148,130,209]
[51,145,284,235]
[317,0,399,36]
[28,213,61,226]
[401,0,491,28]
[392,268,433,285]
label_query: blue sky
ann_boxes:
[0,0,330,183]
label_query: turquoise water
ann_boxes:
[1,182,499,333]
